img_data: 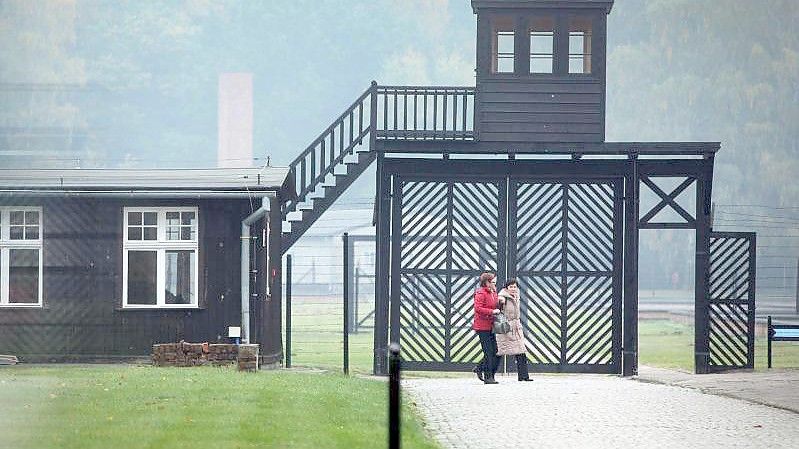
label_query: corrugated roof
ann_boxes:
[0,167,291,191]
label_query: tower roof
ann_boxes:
[471,0,614,14]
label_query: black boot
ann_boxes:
[483,372,498,384]
[516,354,531,381]
[471,365,484,382]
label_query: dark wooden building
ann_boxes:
[0,168,292,364]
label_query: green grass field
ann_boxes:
[0,365,440,449]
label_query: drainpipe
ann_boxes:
[241,196,272,344]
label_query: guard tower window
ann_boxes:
[569,18,593,74]
[492,17,515,74]
[529,17,554,74]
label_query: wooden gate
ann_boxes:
[700,231,756,372]
[388,173,623,373]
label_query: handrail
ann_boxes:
[283,83,477,221]
[285,84,375,215]
[375,85,475,141]
[287,84,374,169]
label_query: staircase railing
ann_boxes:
[282,82,477,245]
[375,85,475,141]
[284,84,374,218]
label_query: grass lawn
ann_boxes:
[639,319,799,372]
[0,365,440,449]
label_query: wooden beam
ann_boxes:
[376,140,721,155]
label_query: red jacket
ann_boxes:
[472,286,498,331]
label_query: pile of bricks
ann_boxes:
[152,341,245,367]
[208,344,239,366]
[152,341,207,367]
[237,344,259,372]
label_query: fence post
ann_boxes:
[389,343,401,449]
[343,233,350,375]
[286,254,292,369]
[795,258,798,314]
[354,266,360,334]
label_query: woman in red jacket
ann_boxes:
[472,271,501,384]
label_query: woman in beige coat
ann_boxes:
[496,278,532,381]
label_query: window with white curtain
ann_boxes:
[123,207,198,308]
[0,207,43,307]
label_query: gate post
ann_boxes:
[694,155,715,374]
[374,153,391,375]
[622,154,639,376]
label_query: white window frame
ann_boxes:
[123,207,199,309]
[0,207,44,308]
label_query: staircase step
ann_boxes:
[296,202,314,211]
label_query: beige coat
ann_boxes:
[496,288,527,356]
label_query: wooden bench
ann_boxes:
[767,316,799,368]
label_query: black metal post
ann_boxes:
[343,233,350,375]
[286,254,292,369]
[388,343,401,449]
[767,315,773,369]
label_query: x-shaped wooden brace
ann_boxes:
[639,176,696,226]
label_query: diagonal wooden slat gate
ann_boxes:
[509,180,623,373]
[703,231,756,372]
[389,174,623,373]
[390,177,507,371]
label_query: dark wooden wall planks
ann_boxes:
[0,196,272,362]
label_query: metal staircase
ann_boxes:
[281,82,475,253]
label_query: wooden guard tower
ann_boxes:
[473,0,611,144]
[280,0,756,377]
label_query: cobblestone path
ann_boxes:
[403,374,799,449]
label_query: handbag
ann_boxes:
[492,311,511,334]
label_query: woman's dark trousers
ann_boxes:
[476,330,500,380]
[515,354,530,380]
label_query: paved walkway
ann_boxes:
[403,372,799,449]
[637,366,799,414]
